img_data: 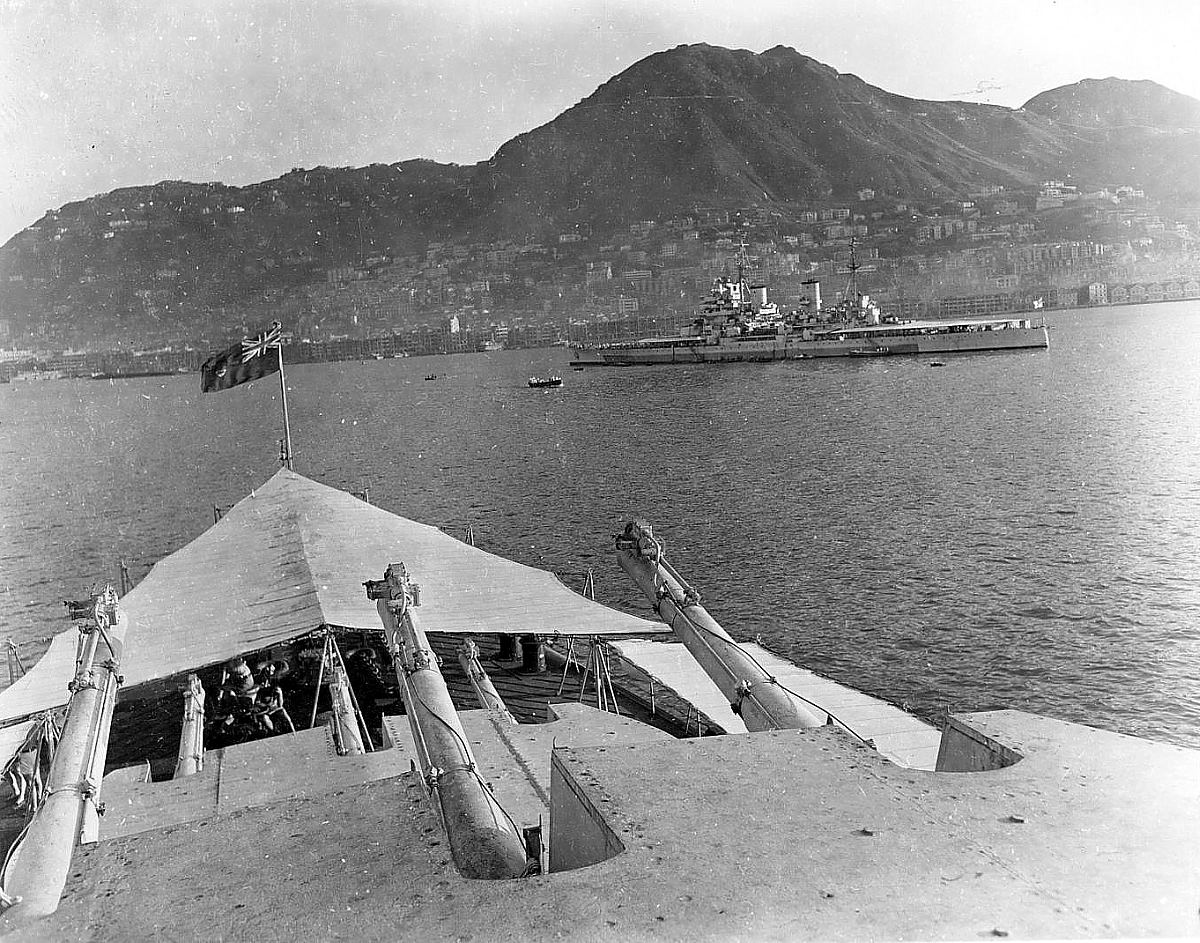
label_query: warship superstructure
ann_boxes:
[571,246,1048,365]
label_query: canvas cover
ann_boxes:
[0,469,663,727]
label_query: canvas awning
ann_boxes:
[607,638,747,735]
[0,469,664,727]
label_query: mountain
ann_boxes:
[14,45,1200,250]
[1023,77,1200,130]
[3,44,1199,339]
[461,44,1046,233]
[1018,77,1200,201]
[455,44,1200,234]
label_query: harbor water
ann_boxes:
[2,302,1199,748]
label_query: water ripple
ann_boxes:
[1,304,1199,747]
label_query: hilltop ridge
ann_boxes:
[452,44,1199,233]
[2,43,1199,348]
[1023,76,1200,130]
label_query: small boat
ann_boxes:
[89,370,177,380]
[528,376,563,388]
[847,347,902,357]
[930,361,945,367]
[424,374,439,381]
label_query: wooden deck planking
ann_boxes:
[428,633,690,736]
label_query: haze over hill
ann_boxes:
[457,44,1200,231]
[2,43,1198,346]
[1023,76,1200,131]
[11,45,1200,247]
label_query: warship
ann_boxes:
[570,246,1048,366]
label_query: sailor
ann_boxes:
[254,657,291,686]
[252,665,295,734]
[217,658,258,706]
[209,658,262,743]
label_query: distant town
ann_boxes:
[2,173,1198,379]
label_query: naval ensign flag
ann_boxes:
[200,322,283,393]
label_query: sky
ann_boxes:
[3,0,1199,244]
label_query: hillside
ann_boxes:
[461,44,1048,234]
[1023,77,1200,130]
[454,45,1200,234]
[2,43,1199,343]
[1019,77,1200,201]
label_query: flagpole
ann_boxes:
[276,333,294,471]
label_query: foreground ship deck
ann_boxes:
[14,709,1199,941]
[0,471,1194,940]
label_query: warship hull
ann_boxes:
[570,322,1049,365]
